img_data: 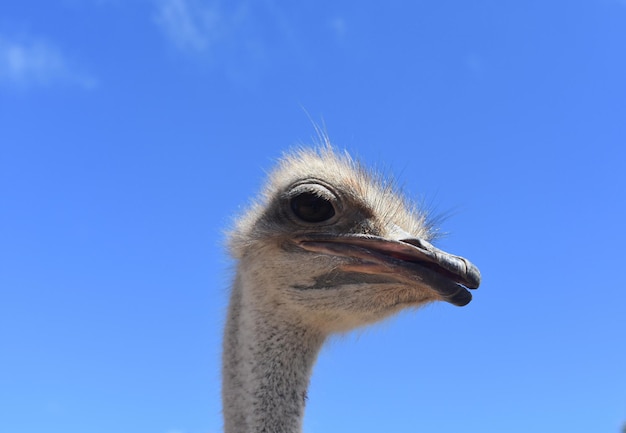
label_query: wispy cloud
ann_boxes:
[328,17,348,40]
[153,0,270,84]
[0,35,97,90]
[465,52,485,77]
[154,0,223,53]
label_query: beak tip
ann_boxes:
[468,266,482,289]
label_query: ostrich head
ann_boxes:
[228,147,479,333]
[223,145,481,433]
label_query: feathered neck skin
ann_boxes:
[222,270,325,433]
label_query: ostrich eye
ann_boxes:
[290,192,336,223]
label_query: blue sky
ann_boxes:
[1,1,625,432]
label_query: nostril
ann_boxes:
[399,237,432,251]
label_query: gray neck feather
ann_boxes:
[222,274,325,433]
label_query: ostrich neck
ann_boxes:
[222,273,325,433]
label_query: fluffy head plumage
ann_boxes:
[229,146,435,259]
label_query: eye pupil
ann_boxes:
[290,192,335,223]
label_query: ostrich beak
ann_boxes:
[296,234,481,307]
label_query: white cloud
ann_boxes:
[153,0,269,84]
[154,0,222,53]
[0,36,97,90]
[328,17,347,40]
[465,52,484,76]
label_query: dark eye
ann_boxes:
[290,192,336,223]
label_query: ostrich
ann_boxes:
[223,145,481,432]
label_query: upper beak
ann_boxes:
[296,234,481,307]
